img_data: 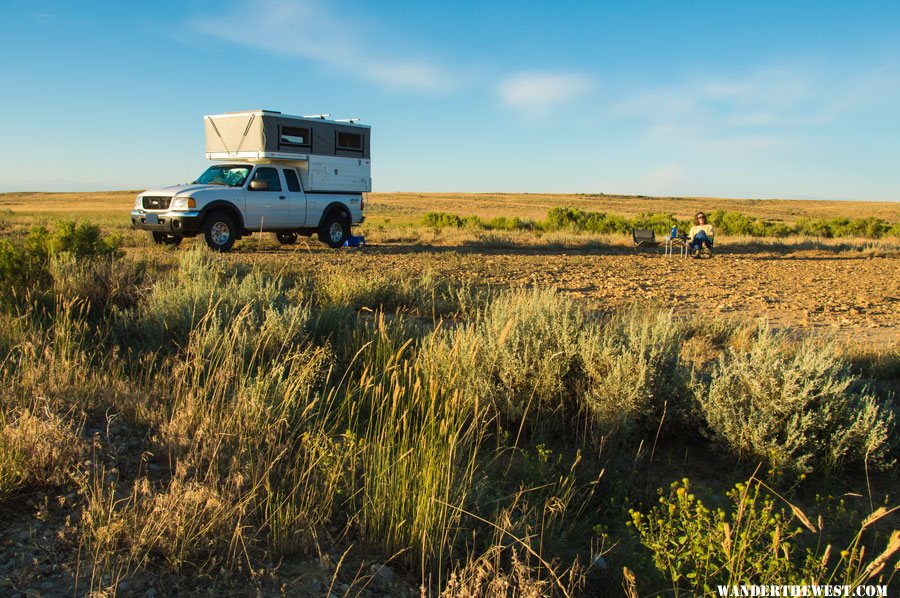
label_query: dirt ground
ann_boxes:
[232,241,900,345]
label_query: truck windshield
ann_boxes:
[194,165,252,187]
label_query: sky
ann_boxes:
[1,0,899,200]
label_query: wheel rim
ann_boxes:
[210,221,230,245]
[329,222,344,243]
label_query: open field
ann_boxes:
[368,192,900,224]
[0,192,898,596]
[2,189,898,225]
[3,190,897,343]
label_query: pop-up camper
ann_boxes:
[204,110,372,193]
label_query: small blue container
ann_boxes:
[670,226,677,238]
[343,235,366,248]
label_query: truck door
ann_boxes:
[245,167,289,229]
[281,168,307,228]
[304,193,326,228]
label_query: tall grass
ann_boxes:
[0,409,83,503]
[0,225,895,595]
[349,347,483,572]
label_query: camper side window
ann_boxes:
[280,126,311,148]
[336,132,363,151]
[250,167,282,192]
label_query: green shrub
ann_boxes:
[546,208,687,236]
[545,207,587,231]
[0,239,28,284]
[484,216,533,231]
[708,210,754,236]
[630,478,900,595]
[589,212,633,234]
[437,288,587,427]
[630,479,801,593]
[0,221,122,289]
[840,217,892,239]
[45,220,122,258]
[795,217,834,238]
[631,212,683,236]
[424,211,466,229]
[696,326,895,476]
[581,307,687,437]
[429,207,897,239]
[751,220,794,237]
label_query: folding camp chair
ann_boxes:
[632,228,661,252]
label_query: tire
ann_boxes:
[151,232,182,246]
[202,212,237,252]
[275,231,298,245]
[318,211,350,248]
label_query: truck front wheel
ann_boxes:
[202,212,236,252]
[318,212,349,248]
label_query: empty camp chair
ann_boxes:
[632,228,660,252]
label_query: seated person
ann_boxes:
[688,212,714,257]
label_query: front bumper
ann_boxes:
[131,210,203,235]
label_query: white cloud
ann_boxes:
[496,72,593,115]
[610,60,900,156]
[190,0,453,93]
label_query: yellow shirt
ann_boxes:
[689,224,714,241]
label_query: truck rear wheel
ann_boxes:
[318,212,349,248]
[274,231,298,245]
[202,212,236,252]
[151,232,182,246]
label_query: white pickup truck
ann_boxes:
[131,110,370,251]
[131,162,364,251]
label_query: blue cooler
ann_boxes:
[343,235,366,248]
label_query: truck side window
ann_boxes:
[250,167,282,192]
[282,169,302,192]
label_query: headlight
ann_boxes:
[170,196,196,210]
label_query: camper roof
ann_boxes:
[207,110,370,129]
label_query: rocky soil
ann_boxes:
[235,242,900,344]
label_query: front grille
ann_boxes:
[142,196,171,210]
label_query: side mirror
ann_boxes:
[249,180,269,191]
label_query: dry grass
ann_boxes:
[368,192,900,224]
[0,206,896,596]
[0,409,83,502]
